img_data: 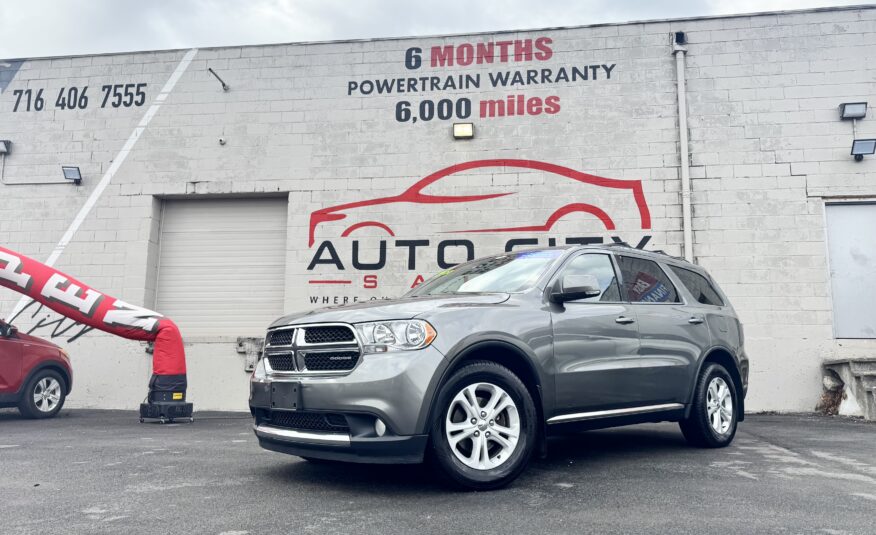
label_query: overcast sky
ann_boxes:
[0,0,868,58]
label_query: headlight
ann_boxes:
[252,356,267,381]
[354,320,437,354]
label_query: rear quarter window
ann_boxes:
[669,266,725,306]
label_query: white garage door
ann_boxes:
[156,197,288,336]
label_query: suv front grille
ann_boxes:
[268,411,350,433]
[268,329,294,346]
[265,352,296,371]
[303,351,360,371]
[263,323,360,374]
[304,326,355,344]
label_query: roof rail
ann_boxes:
[651,249,689,263]
[605,243,691,263]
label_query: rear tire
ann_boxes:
[428,361,537,490]
[18,370,66,419]
[680,363,738,448]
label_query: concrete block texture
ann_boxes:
[1,6,875,411]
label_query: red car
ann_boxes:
[0,320,72,418]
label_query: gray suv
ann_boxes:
[250,245,748,489]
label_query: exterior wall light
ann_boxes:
[452,123,474,140]
[0,140,10,154]
[61,166,82,185]
[851,139,876,162]
[839,102,867,120]
[839,102,870,161]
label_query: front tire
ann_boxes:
[428,361,537,490]
[18,370,66,419]
[680,363,738,448]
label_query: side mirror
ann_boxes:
[0,322,12,338]
[552,274,602,303]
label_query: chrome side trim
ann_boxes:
[254,424,351,445]
[546,403,684,425]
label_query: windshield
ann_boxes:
[407,249,564,296]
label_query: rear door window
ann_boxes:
[617,256,680,303]
[669,266,725,306]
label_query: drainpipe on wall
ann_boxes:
[673,39,694,262]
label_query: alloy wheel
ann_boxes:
[33,377,62,413]
[444,382,520,470]
[706,376,733,435]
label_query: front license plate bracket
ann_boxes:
[271,381,301,410]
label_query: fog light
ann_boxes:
[375,418,387,437]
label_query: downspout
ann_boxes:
[673,40,694,262]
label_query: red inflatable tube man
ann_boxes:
[0,246,188,403]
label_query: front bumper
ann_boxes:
[254,424,428,464]
[250,345,446,463]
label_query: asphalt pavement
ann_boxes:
[1,409,874,534]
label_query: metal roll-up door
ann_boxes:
[156,197,288,336]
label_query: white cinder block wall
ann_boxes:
[1,6,874,411]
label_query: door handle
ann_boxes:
[688,317,704,325]
[615,316,635,325]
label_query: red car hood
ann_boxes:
[12,330,62,350]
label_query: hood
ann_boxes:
[12,329,62,350]
[269,293,510,328]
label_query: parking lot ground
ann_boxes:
[1,410,875,535]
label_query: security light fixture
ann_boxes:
[452,123,474,140]
[61,166,82,185]
[851,139,876,162]
[839,102,871,161]
[0,140,9,154]
[839,102,867,120]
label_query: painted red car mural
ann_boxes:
[308,159,651,246]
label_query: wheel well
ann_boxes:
[24,363,71,395]
[446,343,544,425]
[701,349,744,416]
